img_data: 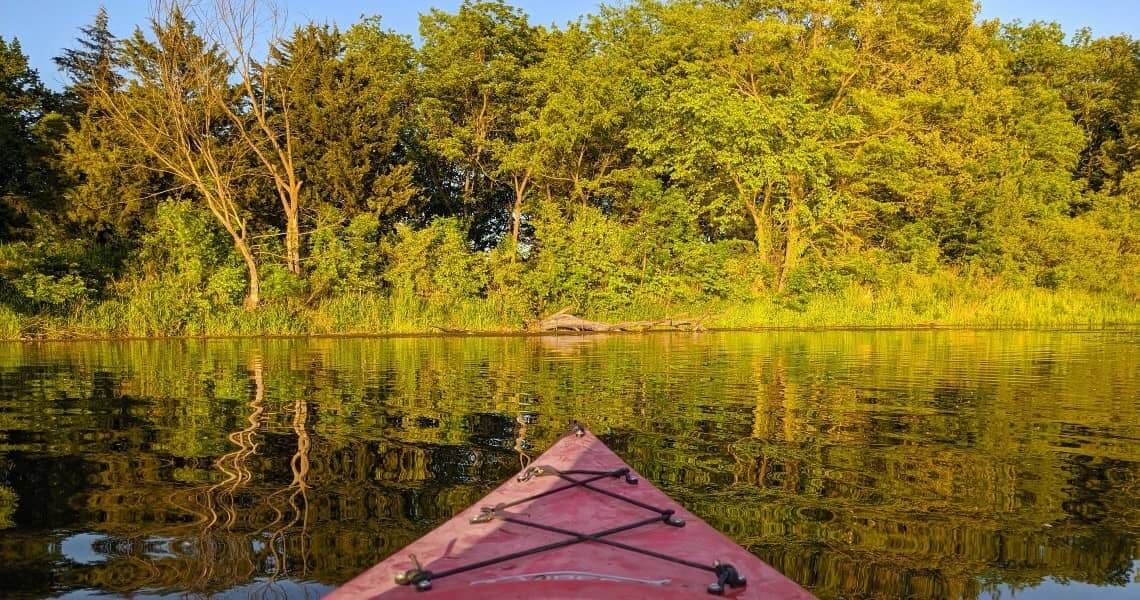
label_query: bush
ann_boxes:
[382,218,489,306]
[628,186,751,306]
[306,207,383,300]
[1006,193,1139,297]
[105,201,246,335]
[523,201,638,314]
[486,241,532,325]
[0,305,21,339]
[260,264,307,304]
[0,217,102,311]
[889,222,941,274]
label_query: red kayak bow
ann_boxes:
[331,427,815,599]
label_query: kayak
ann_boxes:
[330,426,815,599]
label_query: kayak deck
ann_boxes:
[331,429,814,599]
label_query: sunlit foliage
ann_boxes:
[0,0,1138,337]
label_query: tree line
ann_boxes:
[0,0,1137,337]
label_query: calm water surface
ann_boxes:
[0,331,1138,599]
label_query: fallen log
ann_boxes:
[529,309,708,333]
[430,325,475,335]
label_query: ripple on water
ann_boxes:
[0,330,1136,599]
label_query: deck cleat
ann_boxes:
[394,554,430,587]
[707,561,746,595]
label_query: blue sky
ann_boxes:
[3,0,1139,89]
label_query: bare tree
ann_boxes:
[94,1,263,307]
[200,0,307,276]
[93,0,316,310]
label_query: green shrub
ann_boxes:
[523,202,638,314]
[106,201,245,336]
[260,264,307,304]
[889,222,941,274]
[307,207,383,300]
[628,187,751,307]
[0,218,101,311]
[0,305,21,339]
[486,241,531,325]
[383,218,489,306]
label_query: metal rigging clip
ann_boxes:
[470,503,505,524]
[393,554,434,591]
[516,464,558,482]
[707,560,747,595]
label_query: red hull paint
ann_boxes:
[330,431,815,599]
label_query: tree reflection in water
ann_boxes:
[0,331,1137,599]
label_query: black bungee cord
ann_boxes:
[394,427,747,595]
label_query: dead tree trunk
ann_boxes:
[529,308,708,333]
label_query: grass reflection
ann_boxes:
[0,331,1136,599]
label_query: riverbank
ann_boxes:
[3,284,1136,341]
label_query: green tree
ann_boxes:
[53,6,122,114]
[510,22,632,209]
[618,0,1085,291]
[54,8,163,244]
[1064,32,1140,197]
[2,0,1140,335]
[0,37,63,239]
[302,20,418,220]
[417,0,541,246]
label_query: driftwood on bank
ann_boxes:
[528,308,708,333]
[430,325,476,335]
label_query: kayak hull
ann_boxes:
[330,430,814,599]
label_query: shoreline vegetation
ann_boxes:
[3,286,1137,341]
[2,1,1138,342]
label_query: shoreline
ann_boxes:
[6,286,1138,343]
[5,322,1138,344]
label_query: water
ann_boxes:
[0,331,1137,599]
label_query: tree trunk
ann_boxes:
[778,218,798,292]
[744,183,774,266]
[235,235,261,309]
[511,192,523,245]
[529,308,709,332]
[778,178,803,292]
[285,208,301,275]
[740,181,775,290]
[510,170,531,247]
